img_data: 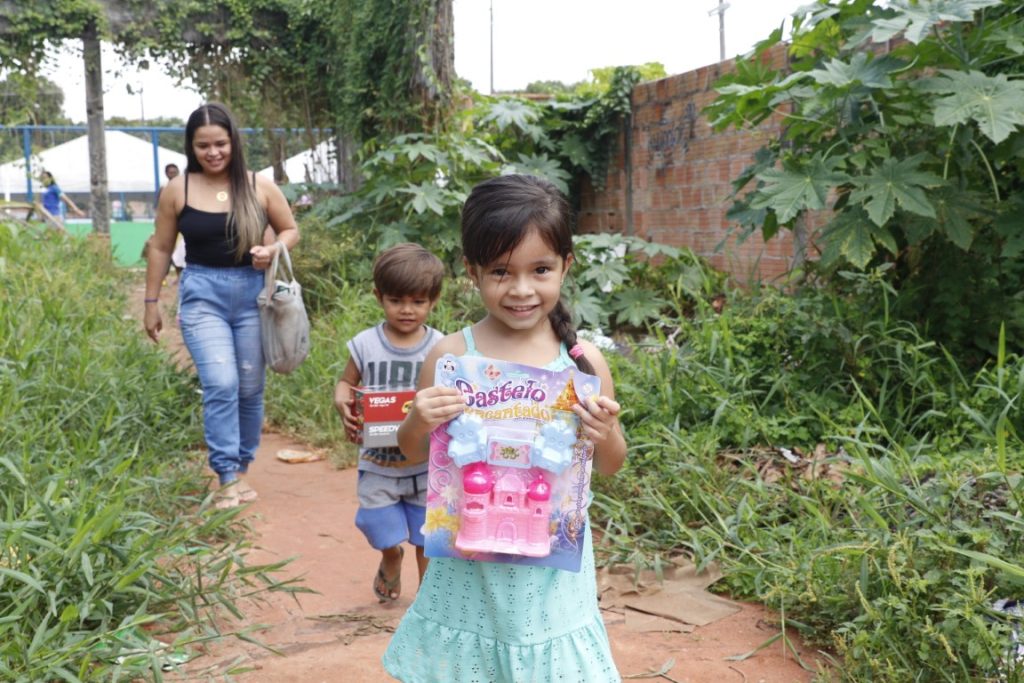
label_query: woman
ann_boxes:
[143,102,299,509]
[38,170,85,224]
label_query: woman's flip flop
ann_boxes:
[373,546,404,602]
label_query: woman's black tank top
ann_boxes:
[178,173,255,268]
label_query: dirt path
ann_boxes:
[134,278,823,682]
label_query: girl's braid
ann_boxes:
[549,299,595,374]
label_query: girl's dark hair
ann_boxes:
[184,103,264,261]
[461,174,594,374]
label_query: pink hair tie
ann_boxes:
[568,344,585,359]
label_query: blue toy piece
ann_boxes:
[530,419,577,474]
[446,412,488,467]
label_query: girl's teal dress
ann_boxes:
[382,329,620,683]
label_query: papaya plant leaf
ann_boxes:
[610,288,669,328]
[502,154,571,194]
[902,216,936,246]
[933,188,985,250]
[994,196,1024,258]
[565,287,605,328]
[751,154,848,223]
[401,140,442,163]
[557,133,593,169]
[807,52,902,89]
[582,258,630,291]
[870,0,1001,44]
[849,155,941,226]
[480,99,540,132]
[396,182,447,216]
[820,209,888,269]
[926,70,1024,144]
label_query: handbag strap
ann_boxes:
[263,239,296,293]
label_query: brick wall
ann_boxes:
[578,46,796,283]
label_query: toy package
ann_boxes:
[423,354,600,572]
[353,386,417,448]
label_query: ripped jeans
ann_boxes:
[179,263,265,485]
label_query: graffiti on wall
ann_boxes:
[644,101,699,168]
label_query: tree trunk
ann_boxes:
[83,21,110,235]
[338,132,359,193]
[410,0,453,128]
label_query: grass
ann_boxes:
[0,221,302,681]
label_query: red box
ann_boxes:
[353,387,416,448]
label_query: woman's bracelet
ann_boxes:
[144,298,159,303]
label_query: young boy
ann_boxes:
[334,242,445,602]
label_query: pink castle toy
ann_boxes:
[455,462,553,557]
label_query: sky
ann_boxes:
[40,0,808,124]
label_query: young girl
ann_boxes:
[386,174,627,682]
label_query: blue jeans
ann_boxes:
[178,263,265,485]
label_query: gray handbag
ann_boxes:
[257,240,310,374]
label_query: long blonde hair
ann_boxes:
[184,103,266,261]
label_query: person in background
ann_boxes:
[38,170,85,224]
[333,243,445,603]
[143,102,300,509]
[155,163,187,277]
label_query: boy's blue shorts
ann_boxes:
[355,471,427,549]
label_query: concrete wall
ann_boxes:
[578,47,798,283]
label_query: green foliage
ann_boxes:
[0,73,71,163]
[574,62,666,98]
[302,68,642,278]
[0,0,451,147]
[595,271,1024,681]
[525,62,666,98]
[0,220,299,680]
[570,232,726,332]
[707,0,1024,359]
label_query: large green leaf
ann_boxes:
[401,140,443,163]
[501,154,571,194]
[849,155,941,226]
[932,188,984,250]
[994,195,1024,258]
[558,133,593,170]
[807,53,902,89]
[926,70,1024,144]
[820,209,894,269]
[610,288,668,328]
[870,0,1002,44]
[566,287,605,328]
[396,182,448,216]
[751,154,847,223]
[480,99,540,132]
[580,258,630,291]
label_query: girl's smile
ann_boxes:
[468,228,572,334]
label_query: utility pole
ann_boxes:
[489,0,494,94]
[707,0,730,62]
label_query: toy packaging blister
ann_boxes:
[423,353,600,572]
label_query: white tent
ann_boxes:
[0,130,188,198]
[258,139,337,185]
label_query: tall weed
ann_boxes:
[597,273,1024,681]
[0,224,297,680]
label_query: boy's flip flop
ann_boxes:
[373,546,404,602]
